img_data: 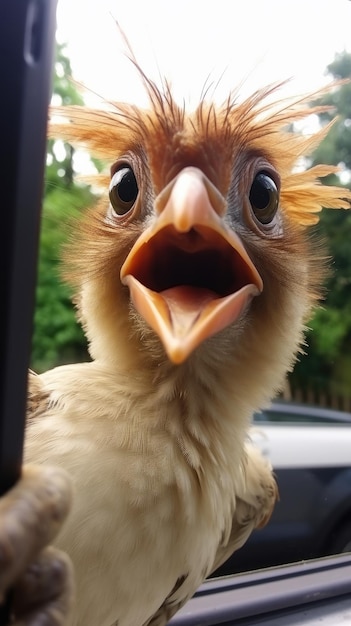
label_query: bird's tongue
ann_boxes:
[161,286,216,337]
[125,276,257,363]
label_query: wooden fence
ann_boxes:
[280,379,351,413]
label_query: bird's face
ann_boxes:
[81,116,308,371]
[113,156,282,364]
[59,80,349,376]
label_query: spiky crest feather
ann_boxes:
[50,65,351,227]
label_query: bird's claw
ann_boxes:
[0,465,74,625]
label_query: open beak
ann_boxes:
[120,167,263,364]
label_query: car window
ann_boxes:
[254,410,351,425]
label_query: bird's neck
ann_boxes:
[107,350,253,472]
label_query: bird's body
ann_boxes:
[26,357,276,626]
[25,65,350,626]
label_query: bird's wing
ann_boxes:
[210,442,278,575]
[27,369,50,420]
[142,444,278,626]
[142,575,190,626]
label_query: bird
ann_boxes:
[21,55,351,626]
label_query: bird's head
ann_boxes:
[51,70,351,389]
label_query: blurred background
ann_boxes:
[32,0,351,411]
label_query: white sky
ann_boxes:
[55,0,351,109]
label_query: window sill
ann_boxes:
[170,554,351,625]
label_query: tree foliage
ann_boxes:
[290,52,351,398]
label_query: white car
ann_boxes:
[213,401,351,576]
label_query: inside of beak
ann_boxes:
[121,224,262,364]
[126,225,257,297]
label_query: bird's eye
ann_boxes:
[249,172,279,225]
[109,166,139,216]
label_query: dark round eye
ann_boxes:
[249,172,279,225]
[109,166,138,216]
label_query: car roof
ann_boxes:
[254,400,351,424]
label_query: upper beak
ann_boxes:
[120,167,263,364]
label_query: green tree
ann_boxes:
[31,44,95,372]
[290,52,351,399]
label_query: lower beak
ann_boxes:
[120,167,263,364]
